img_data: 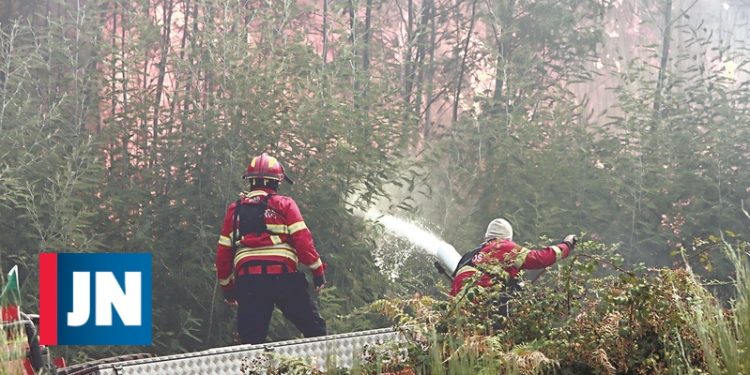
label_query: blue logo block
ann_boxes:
[40,253,152,345]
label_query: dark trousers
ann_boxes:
[235,272,327,344]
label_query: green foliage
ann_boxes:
[423,0,750,273]
[595,19,750,263]
[1,268,25,375]
[2,0,749,368]
[0,0,412,360]
[424,0,610,255]
[241,352,326,375]
[677,240,750,374]
[352,240,749,374]
[0,11,104,297]
[0,325,26,375]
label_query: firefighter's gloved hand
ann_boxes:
[313,274,326,292]
[562,234,578,250]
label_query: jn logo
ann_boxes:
[39,253,152,345]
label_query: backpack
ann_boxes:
[231,194,274,257]
[452,243,485,277]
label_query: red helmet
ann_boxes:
[243,153,293,184]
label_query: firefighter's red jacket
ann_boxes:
[450,239,570,296]
[215,188,326,294]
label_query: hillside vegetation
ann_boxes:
[1,0,749,365]
[258,239,750,374]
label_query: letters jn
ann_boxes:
[68,271,142,326]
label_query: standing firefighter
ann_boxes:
[450,218,577,312]
[215,153,327,344]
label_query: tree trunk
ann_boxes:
[451,0,478,123]
[348,0,356,45]
[348,0,358,96]
[363,0,372,73]
[322,0,328,66]
[653,0,672,120]
[403,0,415,112]
[183,0,199,131]
[492,0,513,108]
[413,0,431,119]
[152,0,175,166]
[110,0,118,130]
[423,0,437,140]
[169,0,191,124]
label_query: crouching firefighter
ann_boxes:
[215,153,327,344]
[450,218,577,316]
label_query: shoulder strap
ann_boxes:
[257,193,274,217]
[234,193,280,242]
[231,199,241,258]
[452,242,486,277]
[262,193,274,204]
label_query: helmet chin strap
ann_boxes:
[280,164,293,184]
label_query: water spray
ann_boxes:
[365,209,462,275]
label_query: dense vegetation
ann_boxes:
[1,0,749,370]
[250,239,750,374]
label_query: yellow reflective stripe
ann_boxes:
[513,247,531,268]
[245,190,268,198]
[234,245,299,264]
[288,221,307,234]
[219,275,234,286]
[218,235,232,247]
[551,245,563,261]
[308,258,323,270]
[270,235,282,245]
[456,265,478,275]
[250,157,258,168]
[235,243,294,252]
[267,224,289,234]
[234,249,299,265]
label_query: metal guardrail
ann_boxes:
[92,328,400,375]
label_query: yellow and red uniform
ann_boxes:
[450,239,570,296]
[215,187,326,295]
